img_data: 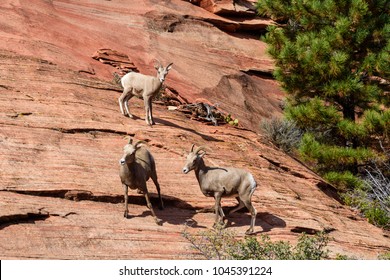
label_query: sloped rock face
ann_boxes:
[202,73,283,130]
[0,0,280,131]
[0,0,389,259]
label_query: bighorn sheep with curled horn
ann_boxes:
[118,60,173,126]
[182,144,257,234]
[119,138,164,225]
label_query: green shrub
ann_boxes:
[364,203,390,228]
[230,235,295,260]
[343,188,390,229]
[183,226,330,260]
[293,232,330,260]
[324,171,363,192]
[378,251,390,260]
[299,133,375,172]
[182,225,237,260]
[225,114,239,126]
[335,254,351,260]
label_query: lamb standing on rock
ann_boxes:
[119,139,164,225]
[182,144,257,234]
[119,61,173,126]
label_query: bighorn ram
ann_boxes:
[182,144,257,234]
[119,138,164,225]
[118,61,173,126]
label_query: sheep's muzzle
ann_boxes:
[182,167,190,174]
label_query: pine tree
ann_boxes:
[257,0,389,189]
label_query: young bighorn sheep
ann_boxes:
[118,61,173,126]
[182,144,257,234]
[119,138,164,225]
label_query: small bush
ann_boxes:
[182,225,237,260]
[230,235,295,260]
[340,158,390,229]
[293,232,330,260]
[323,171,363,192]
[378,251,390,260]
[335,254,351,260]
[225,114,239,126]
[364,204,389,227]
[183,226,330,260]
[343,188,390,229]
[260,117,303,153]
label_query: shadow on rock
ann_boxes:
[226,210,286,234]
[154,118,224,142]
[126,193,206,228]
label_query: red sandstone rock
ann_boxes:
[198,0,256,16]
[92,48,138,75]
[0,0,389,260]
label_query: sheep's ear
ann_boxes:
[166,63,173,71]
[134,140,146,149]
[198,151,206,158]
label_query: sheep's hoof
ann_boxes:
[124,112,133,118]
[155,218,163,226]
[124,212,128,218]
[245,228,254,235]
[145,119,155,126]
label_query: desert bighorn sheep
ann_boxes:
[119,138,164,225]
[182,144,257,234]
[118,61,173,126]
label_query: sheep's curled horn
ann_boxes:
[128,137,146,149]
[190,144,207,155]
[154,59,162,69]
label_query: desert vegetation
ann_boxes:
[183,225,331,260]
[258,0,389,228]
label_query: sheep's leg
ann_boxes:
[229,198,245,215]
[148,98,155,125]
[151,172,164,210]
[123,184,129,218]
[213,193,225,227]
[144,97,152,126]
[124,93,134,118]
[144,190,163,226]
[119,88,131,116]
[242,198,257,235]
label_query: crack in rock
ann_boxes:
[290,226,336,235]
[3,189,196,210]
[0,212,50,230]
[260,155,309,179]
[53,127,129,136]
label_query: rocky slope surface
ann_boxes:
[0,0,389,259]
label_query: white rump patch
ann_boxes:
[248,173,257,193]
